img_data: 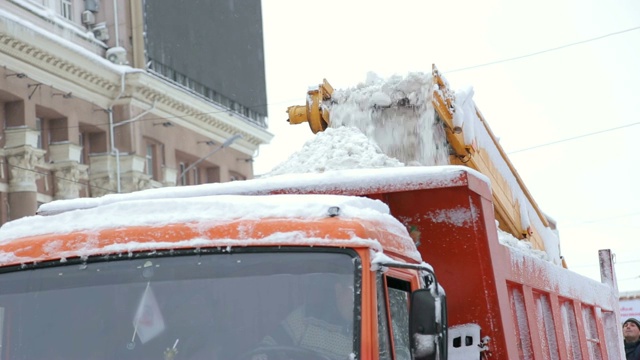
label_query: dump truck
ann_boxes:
[0,67,624,360]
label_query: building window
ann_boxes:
[35,117,43,149]
[35,117,52,162]
[206,167,219,183]
[192,167,199,185]
[78,132,85,164]
[145,144,155,178]
[59,0,72,20]
[79,129,107,165]
[179,162,186,186]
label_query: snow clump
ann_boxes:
[265,126,404,177]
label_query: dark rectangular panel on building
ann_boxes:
[143,0,268,127]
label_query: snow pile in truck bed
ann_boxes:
[329,72,449,166]
[266,126,404,176]
[265,72,449,178]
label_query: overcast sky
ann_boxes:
[254,0,640,292]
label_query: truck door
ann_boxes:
[377,270,419,360]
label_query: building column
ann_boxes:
[88,153,152,197]
[49,142,89,200]
[5,146,45,220]
[162,167,177,187]
[52,162,89,200]
[218,164,230,182]
[118,153,152,193]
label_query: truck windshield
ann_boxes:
[0,249,358,360]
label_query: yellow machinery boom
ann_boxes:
[287,79,334,134]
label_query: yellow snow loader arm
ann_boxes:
[431,65,476,161]
[285,67,474,159]
[286,79,334,134]
[430,65,552,252]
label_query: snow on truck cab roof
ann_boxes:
[0,193,421,267]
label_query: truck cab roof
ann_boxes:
[0,193,421,267]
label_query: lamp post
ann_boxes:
[178,134,242,181]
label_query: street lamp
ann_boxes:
[179,134,242,181]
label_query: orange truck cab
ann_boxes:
[0,166,623,360]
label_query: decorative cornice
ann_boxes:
[129,73,273,151]
[0,32,121,99]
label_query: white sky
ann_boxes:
[255,0,640,293]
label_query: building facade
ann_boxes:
[0,0,273,224]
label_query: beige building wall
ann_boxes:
[0,0,273,223]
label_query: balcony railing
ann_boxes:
[147,58,267,128]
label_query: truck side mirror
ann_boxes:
[410,289,447,360]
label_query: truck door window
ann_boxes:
[377,273,392,360]
[387,277,412,360]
